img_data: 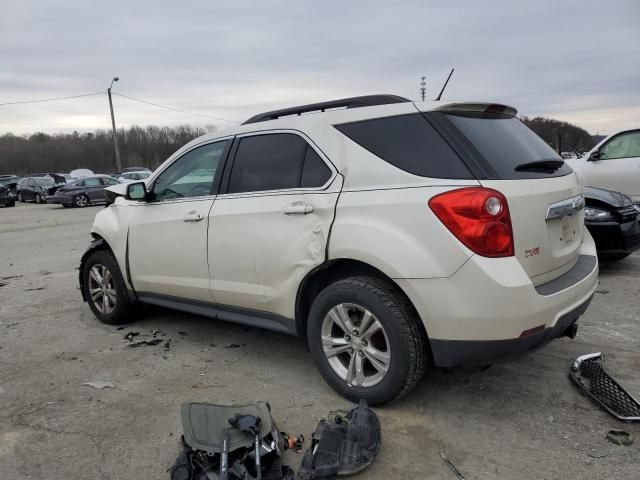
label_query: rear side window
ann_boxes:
[84,178,102,187]
[301,147,331,188]
[442,112,573,179]
[335,114,473,179]
[228,133,331,193]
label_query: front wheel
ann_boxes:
[82,249,134,325]
[307,276,428,405]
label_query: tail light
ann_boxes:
[428,187,514,257]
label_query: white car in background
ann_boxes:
[117,171,151,184]
[80,95,598,404]
[567,129,640,203]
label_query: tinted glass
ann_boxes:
[152,140,228,201]
[35,177,54,186]
[444,112,572,179]
[301,147,331,188]
[335,113,473,179]
[84,178,102,187]
[600,131,640,160]
[228,134,306,193]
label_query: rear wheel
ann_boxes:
[82,249,134,325]
[74,194,89,208]
[308,276,428,405]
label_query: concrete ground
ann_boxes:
[1,202,639,480]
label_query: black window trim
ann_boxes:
[144,137,234,204]
[218,129,337,197]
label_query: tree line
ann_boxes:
[0,124,215,175]
[520,116,595,155]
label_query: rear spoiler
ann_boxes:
[435,102,518,117]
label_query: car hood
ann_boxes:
[583,186,632,207]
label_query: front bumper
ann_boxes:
[586,219,640,256]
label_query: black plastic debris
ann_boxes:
[225,343,246,349]
[570,352,640,422]
[125,338,163,349]
[298,400,381,479]
[606,429,634,446]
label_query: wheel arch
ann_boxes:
[295,258,430,346]
[79,234,116,302]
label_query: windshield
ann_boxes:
[35,177,55,186]
[0,177,18,185]
[443,112,573,179]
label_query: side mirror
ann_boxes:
[126,182,147,201]
[588,150,600,161]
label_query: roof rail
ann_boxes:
[242,94,411,125]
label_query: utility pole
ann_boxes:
[420,76,426,102]
[107,77,122,172]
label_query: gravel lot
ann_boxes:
[1,202,639,479]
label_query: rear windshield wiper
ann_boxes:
[515,159,565,172]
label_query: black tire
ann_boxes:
[35,193,42,204]
[74,194,89,208]
[307,276,428,405]
[18,192,24,203]
[82,249,134,325]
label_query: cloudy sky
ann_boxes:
[1,0,638,136]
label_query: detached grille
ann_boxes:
[571,353,640,421]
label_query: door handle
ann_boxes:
[283,202,314,215]
[183,211,204,223]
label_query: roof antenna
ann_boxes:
[435,68,454,101]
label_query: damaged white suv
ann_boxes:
[80,95,598,404]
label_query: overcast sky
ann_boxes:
[1,0,638,136]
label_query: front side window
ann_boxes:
[599,131,640,160]
[152,140,228,201]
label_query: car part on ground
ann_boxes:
[583,186,640,260]
[570,352,640,422]
[83,94,599,404]
[171,401,293,480]
[298,400,381,479]
[606,430,634,446]
[0,184,16,207]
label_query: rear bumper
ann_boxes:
[429,295,592,367]
[396,231,598,368]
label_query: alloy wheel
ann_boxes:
[88,264,117,314]
[321,303,391,388]
[75,195,88,207]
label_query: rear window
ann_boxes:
[442,112,573,179]
[335,114,474,179]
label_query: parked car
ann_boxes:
[567,129,640,203]
[69,168,94,179]
[0,175,20,195]
[17,176,55,203]
[80,95,598,404]
[583,186,640,260]
[122,167,152,173]
[0,183,16,207]
[117,171,151,183]
[46,175,119,208]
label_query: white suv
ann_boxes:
[80,95,598,404]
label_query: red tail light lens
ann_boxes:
[428,187,514,257]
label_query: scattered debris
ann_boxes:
[595,289,610,294]
[124,331,140,341]
[570,352,640,421]
[0,282,8,287]
[587,452,607,459]
[191,384,226,389]
[606,430,634,446]
[125,338,163,348]
[24,286,46,291]
[210,343,217,348]
[178,331,189,336]
[225,343,246,349]
[439,449,465,480]
[37,270,52,276]
[116,326,126,331]
[164,340,171,350]
[0,275,23,282]
[81,382,115,389]
[3,322,19,328]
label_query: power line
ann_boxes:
[0,91,104,106]
[113,92,240,124]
